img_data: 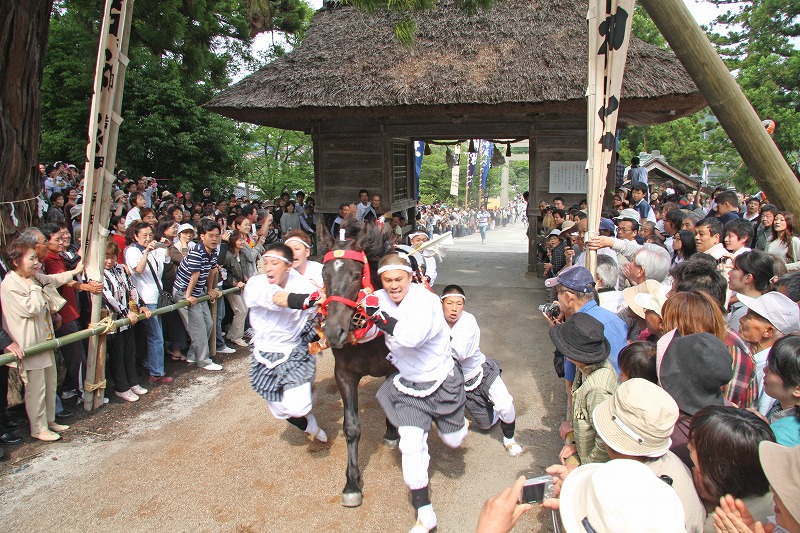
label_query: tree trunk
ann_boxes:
[0,0,54,237]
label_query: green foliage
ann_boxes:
[631,4,667,49]
[418,143,527,206]
[40,0,312,196]
[624,1,800,192]
[239,126,314,200]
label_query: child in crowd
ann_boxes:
[441,284,521,456]
[101,241,151,402]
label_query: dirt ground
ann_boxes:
[0,222,564,532]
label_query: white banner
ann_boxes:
[450,143,461,196]
[585,0,634,273]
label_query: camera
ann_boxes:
[519,475,555,504]
[538,302,561,320]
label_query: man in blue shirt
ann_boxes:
[543,266,628,390]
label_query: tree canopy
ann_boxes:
[621,2,799,192]
[40,0,313,196]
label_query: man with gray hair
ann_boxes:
[625,244,672,286]
[595,254,624,312]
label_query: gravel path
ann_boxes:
[0,222,563,532]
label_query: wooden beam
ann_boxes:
[640,0,800,211]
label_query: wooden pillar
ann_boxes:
[640,0,800,213]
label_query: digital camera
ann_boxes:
[538,302,561,320]
[519,475,556,504]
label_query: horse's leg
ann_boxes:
[384,418,400,448]
[334,363,364,507]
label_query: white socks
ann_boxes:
[416,504,437,530]
[305,414,328,443]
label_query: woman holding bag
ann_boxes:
[124,221,173,385]
[1,240,84,441]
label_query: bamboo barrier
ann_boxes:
[0,287,241,367]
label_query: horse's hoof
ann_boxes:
[384,438,400,449]
[341,492,363,507]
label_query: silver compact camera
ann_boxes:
[519,475,555,504]
[538,302,561,320]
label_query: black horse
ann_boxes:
[318,221,399,507]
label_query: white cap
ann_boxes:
[547,229,562,238]
[177,223,196,237]
[737,292,800,334]
[560,459,685,533]
[614,208,641,223]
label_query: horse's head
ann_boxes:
[319,220,392,349]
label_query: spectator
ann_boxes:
[726,251,775,332]
[549,313,617,465]
[753,203,778,251]
[624,244,671,286]
[742,196,761,225]
[1,240,83,441]
[628,156,648,186]
[761,335,800,446]
[657,331,734,468]
[672,228,697,265]
[724,218,754,257]
[124,221,173,384]
[777,271,800,303]
[594,254,624,313]
[331,203,350,237]
[556,459,684,532]
[592,378,706,532]
[46,193,66,223]
[713,442,800,533]
[101,240,151,402]
[280,201,302,236]
[41,223,103,402]
[695,218,727,260]
[617,342,658,383]
[769,211,800,270]
[355,189,376,222]
[736,291,800,415]
[631,182,656,223]
[711,190,741,225]
[220,229,248,348]
[173,218,225,372]
[688,406,776,531]
[543,229,566,278]
[155,218,188,362]
[125,191,147,228]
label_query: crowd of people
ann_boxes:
[486,182,800,533]
[6,162,799,532]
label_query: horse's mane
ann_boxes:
[338,219,393,262]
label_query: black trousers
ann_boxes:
[55,319,86,395]
[106,328,140,392]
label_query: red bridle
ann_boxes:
[318,248,375,312]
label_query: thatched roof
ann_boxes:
[207,0,706,130]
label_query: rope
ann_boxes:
[89,316,117,334]
[84,379,107,393]
[0,196,40,205]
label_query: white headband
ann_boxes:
[408,231,428,239]
[440,294,466,301]
[377,265,413,275]
[263,252,292,264]
[284,237,311,249]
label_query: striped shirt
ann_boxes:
[173,243,218,297]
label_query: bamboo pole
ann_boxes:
[639,0,800,213]
[0,288,241,367]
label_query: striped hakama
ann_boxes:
[462,357,502,430]
[376,367,466,434]
[249,319,318,403]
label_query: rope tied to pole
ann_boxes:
[89,316,117,335]
[84,379,107,393]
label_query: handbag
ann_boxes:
[146,257,174,308]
